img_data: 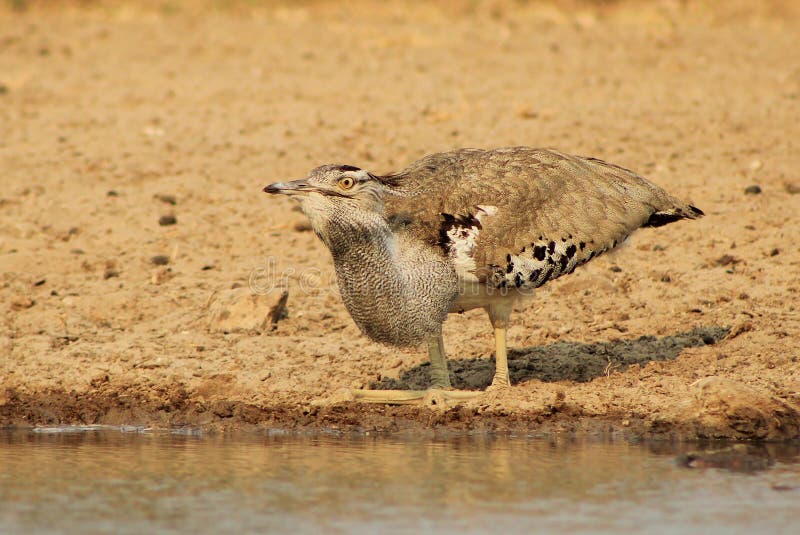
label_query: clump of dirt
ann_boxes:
[669,377,800,441]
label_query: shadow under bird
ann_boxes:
[264,147,703,404]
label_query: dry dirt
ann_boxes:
[1,0,799,440]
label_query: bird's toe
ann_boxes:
[486,377,512,391]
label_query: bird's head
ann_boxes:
[264,164,389,238]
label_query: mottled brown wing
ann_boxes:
[382,147,702,288]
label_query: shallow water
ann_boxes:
[1,428,798,534]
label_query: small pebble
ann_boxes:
[744,185,762,195]
[151,266,173,285]
[33,278,46,286]
[609,266,622,273]
[155,194,177,205]
[89,373,109,387]
[103,269,119,279]
[106,190,119,197]
[770,248,780,257]
[158,214,177,226]
[293,221,312,232]
[0,83,8,95]
[10,296,35,310]
[714,254,739,267]
[151,255,170,266]
[784,182,800,194]
[728,319,754,338]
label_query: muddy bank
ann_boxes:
[3,371,798,441]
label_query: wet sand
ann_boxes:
[1,1,799,439]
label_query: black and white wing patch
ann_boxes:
[439,206,624,290]
[438,205,497,283]
[492,235,610,289]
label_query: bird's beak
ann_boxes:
[263,179,315,196]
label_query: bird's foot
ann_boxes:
[486,374,511,392]
[349,388,482,406]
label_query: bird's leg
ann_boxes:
[486,301,513,389]
[491,324,510,388]
[427,333,452,389]
[348,333,483,405]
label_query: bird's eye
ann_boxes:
[338,177,355,190]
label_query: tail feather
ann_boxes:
[645,204,704,228]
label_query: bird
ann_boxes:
[263,147,703,403]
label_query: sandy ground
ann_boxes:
[1,0,799,439]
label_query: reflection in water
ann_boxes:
[1,429,798,534]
